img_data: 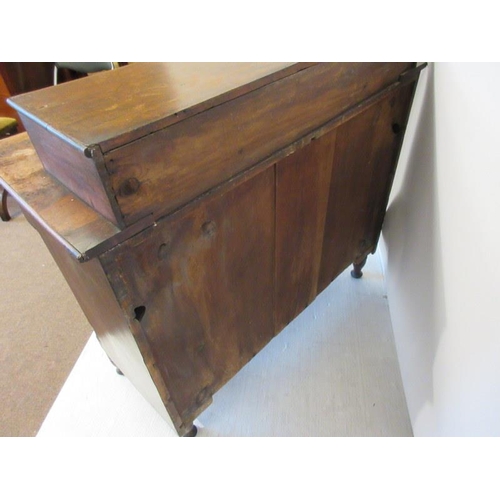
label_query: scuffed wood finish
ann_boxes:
[107,63,411,226]
[22,208,181,434]
[274,83,417,327]
[21,115,122,226]
[8,62,313,228]
[0,133,119,259]
[100,166,275,426]
[0,63,425,435]
[275,131,336,332]
[9,62,310,150]
[9,62,412,227]
[318,83,416,293]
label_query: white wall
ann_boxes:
[381,63,500,436]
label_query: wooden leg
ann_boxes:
[1,188,11,222]
[351,256,367,279]
[182,424,198,437]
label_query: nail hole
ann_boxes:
[118,178,140,197]
[158,243,169,260]
[134,306,146,322]
[201,220,217,237]
[392,123,402,134]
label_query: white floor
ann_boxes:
[37,251,412,437]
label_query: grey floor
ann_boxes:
[37,252,412,437]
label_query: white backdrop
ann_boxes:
[381,63,500,436]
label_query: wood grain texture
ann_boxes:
[318,84,417,293]
[20,115,121,226]
[100,166,275,426]
[9,62,412,228]
[0,64,423,436]
[275,130,336,332]
[107,63,411,226]
[0,133,119,260]
[9,62,312,151]
[21,208,181,434]
[37,255,413,437]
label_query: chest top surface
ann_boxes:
[8,62,308,152]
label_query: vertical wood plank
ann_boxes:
[101,166,275,425]
[318,85,416,293]
[275,131,336,332]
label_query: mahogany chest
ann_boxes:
[0,62,424,435]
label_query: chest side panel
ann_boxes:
[275,130,337,331]
[101,166,275,423]
[318,83,417,292]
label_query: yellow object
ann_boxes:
[0,117,17,136]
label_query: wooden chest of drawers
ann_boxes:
[0,62,424,435]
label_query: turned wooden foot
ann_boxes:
[182,424,198,437]
[1,189,11,222]
[351,256,367,279]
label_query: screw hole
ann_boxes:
[201,220,217,237]
[392,123,402,134]
[119,178,140,197]
[158,243,169,260]
[134,306,146,322]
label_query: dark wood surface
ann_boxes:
[9,62,412,228]
[0,133,119,260]
[0,63,424,435]
[22,208,185,434]
[318,83,416,293]
[100,166,275,425]
[21,115,121,226]
[0,63,54,96]
[9,62,309,150]
[0,63,57,134]
[0,68,418,261]
[107,63,412,226]
[275,130,336,331]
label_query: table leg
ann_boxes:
[1,188,11,221]
[182,424,198,437]
[351,256,368,279]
